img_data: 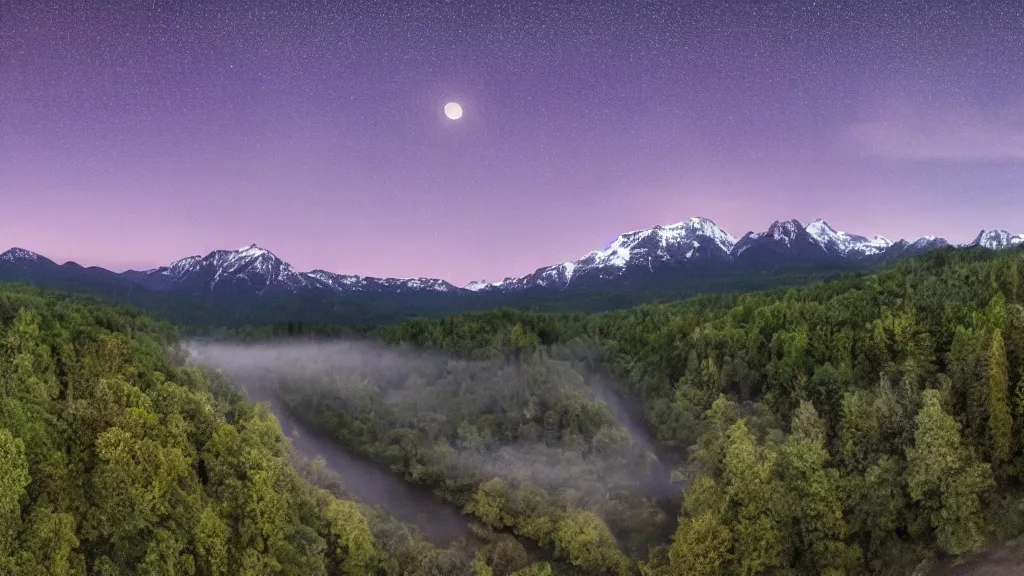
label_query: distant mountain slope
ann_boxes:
[972,229,1024,250]
[121,243,460,296]
[468,218,1014,292]
[1,218,1020,327]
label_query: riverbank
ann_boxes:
[241,381,474,544]
[927,541,1024,576]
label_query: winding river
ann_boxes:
[247,385,471,543]
[186,344,472,544]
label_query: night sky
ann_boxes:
[2,0,1022,285]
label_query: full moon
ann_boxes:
[444,101,463,120]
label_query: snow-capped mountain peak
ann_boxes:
[207,244,305,291]
[767,220,802,244]
[590,216,736,265]
[660,217,738,253]
[730,219,805,256]
[972,230,1024,250]
[235,243,275,259]
[128,243,309,294]
[125,240,463,297]
[0,247,46,263]
[220,244,290,271]
[152,244,285,277]
[160,255,203,278]
[223,243,283,265]
[576,217,736,275]
[305,269,457,293]
[482,216,741,292]
[306,269,363,287]
[805,218,892,256]
[805,218,839,242]
[909,235,948,249]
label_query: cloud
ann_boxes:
[848,111,1024,161]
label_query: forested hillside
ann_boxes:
[8,242,1024,575]
[2,250,877,331]
[0,285,539,575]
[223,245,1024,575]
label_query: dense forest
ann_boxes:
[6,243,1024,574]
[205,245,1024,575]
[0,284,560,575]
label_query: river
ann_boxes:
[185,344,472,544]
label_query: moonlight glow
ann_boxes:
[444,102,463,120]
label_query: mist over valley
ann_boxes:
[184,337,682,559]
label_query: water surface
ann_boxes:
[248,382,471,543]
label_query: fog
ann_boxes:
[184,338,678,541]
[587,375,676,497]
[185,340,472,543]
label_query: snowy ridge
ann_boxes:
[732,220,804,256]
[767,220,801,244]
[501,216,738,290]
[139,244,460,295]
[0,247,46,263]
[910,236,949,250]
[805,219,893,256]
[531,262,578,289]
[306,270,363,290]
[210,244,307,290]
[582,217,737,264]
[6,216,1020,299]
[464,280,492,291]
[306,269,457,293]
[972,230,1024,250]
[477,216,1017,292]
[158,255,204,280]
[632,217,739,254]
[136,244,311,294]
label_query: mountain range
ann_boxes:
[2,217,1021,327]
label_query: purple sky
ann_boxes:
[2,0,1023,286]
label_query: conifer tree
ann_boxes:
[907,390,993,556]
[987,329,1013,468]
